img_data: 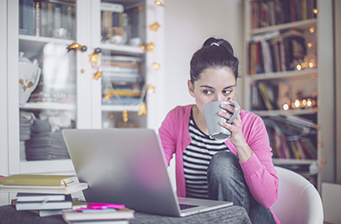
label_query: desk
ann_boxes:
[0,205,251,224]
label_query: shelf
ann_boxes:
[250,19,317,35]
[19,35,75,58]
[247,68,318,81]
[98,43,145,55]
[19,159,75,174]
[252,109,317,116]
[20,102,76,110]
[273,158,317,165]
[101,104,140,112]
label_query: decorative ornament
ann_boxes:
[66,42,87,52]
[155,1,165,7]
[146,84,155,94]
[141,42,155,52]
[89,51,100,64]
[150,22,161,31]
[152,63,160,71]
[81,69,85,73]
[94,71,103,80]
[140,43,155,52]
[122,110,128,122]
[138,103,148,116]
[88,48,103,80]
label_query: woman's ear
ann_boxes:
[187,80,195,97]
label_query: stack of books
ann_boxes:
[101,55,145,106]
[0,174,88,216]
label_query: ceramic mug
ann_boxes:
[203,100,240,140]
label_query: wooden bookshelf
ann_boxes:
[243,0,335,191]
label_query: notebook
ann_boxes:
[62,128,232,217]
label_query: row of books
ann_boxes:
[263,115,318,160]
[250,81,290,111]
[248,29,310,75]
[0,174,134,223]
[101,55,145,106]
[101,2,128,44]
[250,0,317,29]
[19,0,75,38]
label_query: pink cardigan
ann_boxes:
[159,105,280,223]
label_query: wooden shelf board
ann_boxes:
[247,69,318,81]
[101,105,140,112]
[250,19,317,35]
[20,102,76,110]
[273,158,317,165]
[252,109,317,116]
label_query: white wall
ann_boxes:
[163,0,244,191]
[162,0,244,121]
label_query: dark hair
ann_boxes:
[190,37,240,84]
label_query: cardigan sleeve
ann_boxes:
[239,113,279,208]
[158,107,177,166]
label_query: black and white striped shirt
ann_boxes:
[183,111,230,199]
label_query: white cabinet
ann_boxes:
[243,0,334,191]
[2,0,164,180]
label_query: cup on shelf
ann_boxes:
[52,28,71,39]
[129,37,141,47]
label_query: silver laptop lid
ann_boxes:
[62,128,181,216]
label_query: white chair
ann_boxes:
[271,166,324,224]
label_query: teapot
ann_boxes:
[18,52,41,105]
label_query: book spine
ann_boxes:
[34,0,40,36]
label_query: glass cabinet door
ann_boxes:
[90,0,148,129]
[8,0,91,175]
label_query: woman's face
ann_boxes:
[188,67,236,116]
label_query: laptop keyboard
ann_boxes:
[179,203,199,210]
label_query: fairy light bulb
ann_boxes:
[309,27,315,33]
[283,104,289,111]
[294,99,300,108]
[155,1,165,7]
[153,63,160,71]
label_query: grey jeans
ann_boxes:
[207,151,276,224]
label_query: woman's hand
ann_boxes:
[218,100,253,162]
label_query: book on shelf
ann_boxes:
[0,182,88,194]
[13,194,73,211]
[19,0,75,37]
[263,116,317,160]
[0,174,76,186]
[249,29,308,74]
[62,207,134,222]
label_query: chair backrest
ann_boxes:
[271,166,324,224]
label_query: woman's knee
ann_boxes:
[207,151,241,178]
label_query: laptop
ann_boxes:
[62,128,232,217]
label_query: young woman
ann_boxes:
[158,37,279,223]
